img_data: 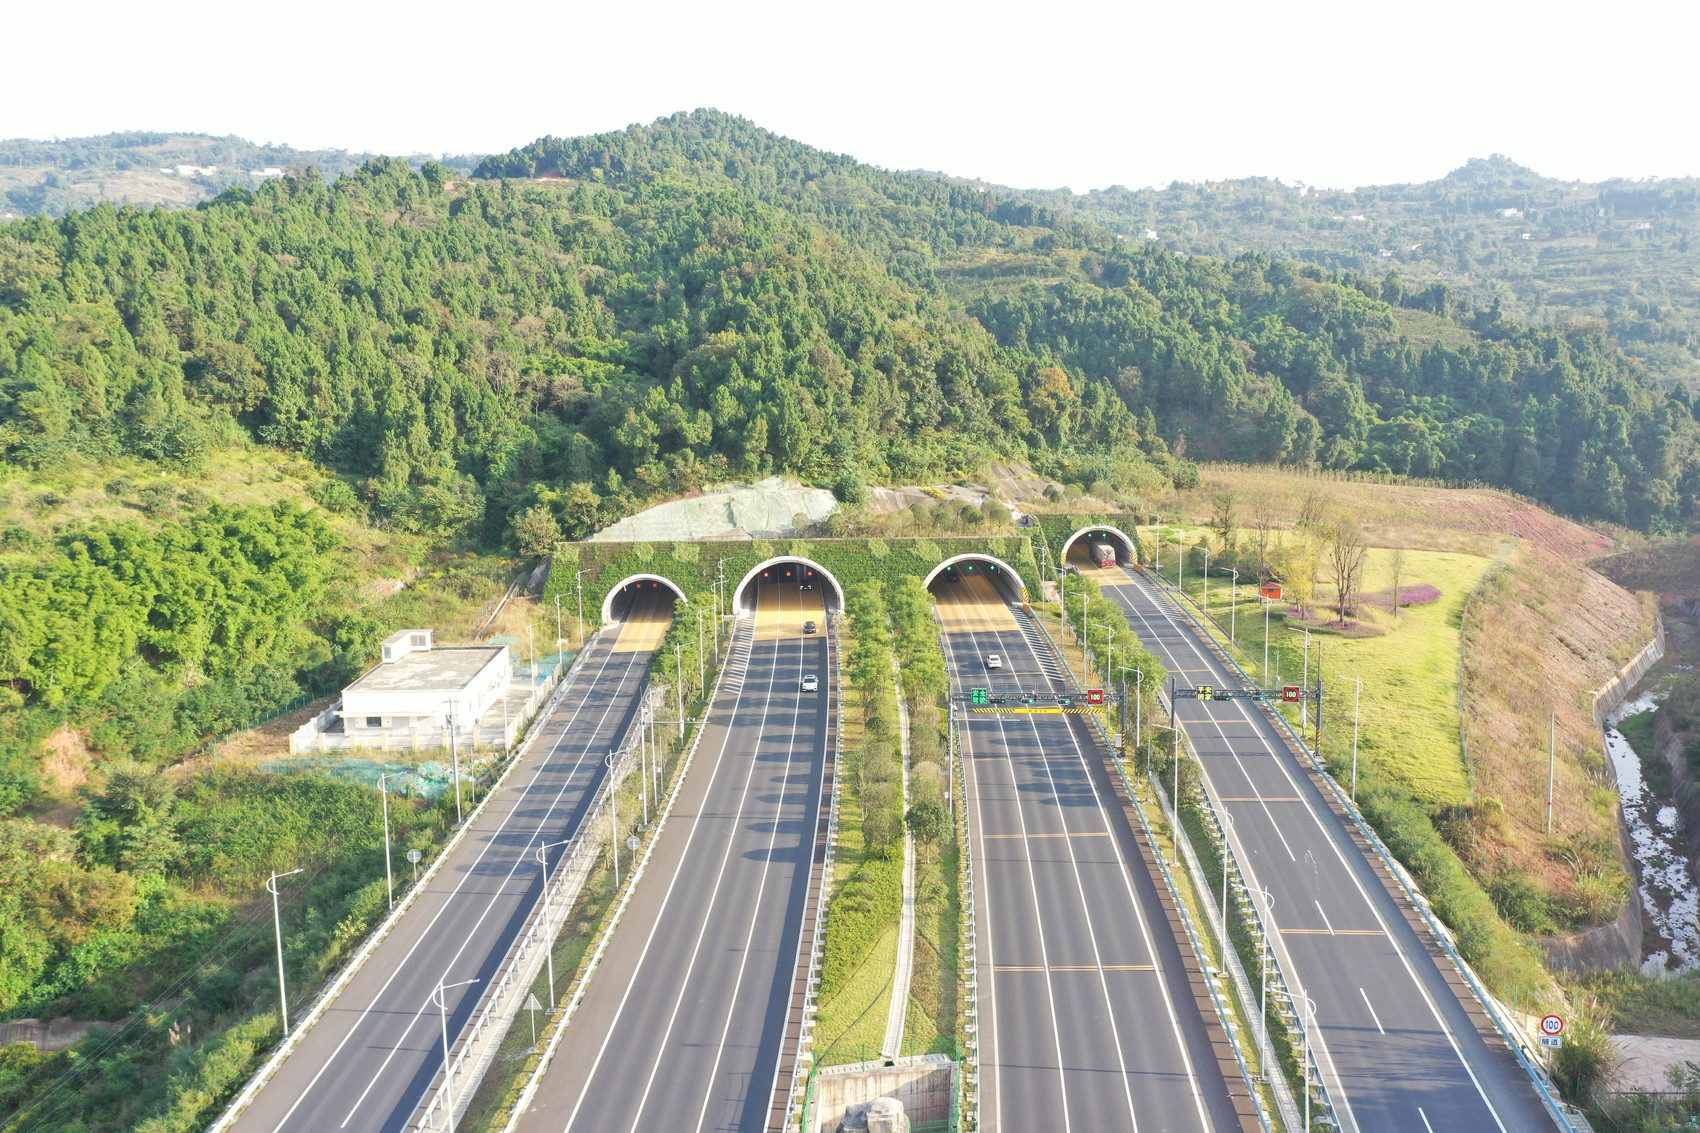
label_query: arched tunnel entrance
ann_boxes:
[925,554,1026,636]
[1059,525,1138,572]
[601,575,686,654]
[732,560,844,639]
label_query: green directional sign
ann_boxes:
[971,688,989,705]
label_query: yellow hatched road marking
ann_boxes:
[995,965,1155,972]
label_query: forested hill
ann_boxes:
[965,155,1700,388]
[0,109,1693,561]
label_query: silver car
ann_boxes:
[802,674,819,692]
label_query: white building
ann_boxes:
[1494,207,1524,219]
[338,629,511,735]
[1138,228,1159,241]
[250,167,284,179]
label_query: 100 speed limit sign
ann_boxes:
[1541,1015,1564,1036]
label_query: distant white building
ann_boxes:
[1349,214,1367,222]
[250,167,284,179]
[1377,249,1393,258]
[167,164,219,177]
[1635,221,1653,231]
[1521,232,1534,240]
[1138,228,1159,241]
[338,629,511,734]
[1494,207,1524,219]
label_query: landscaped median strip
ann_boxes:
[203,631,599,1133]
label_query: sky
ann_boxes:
[5,0,1697,192]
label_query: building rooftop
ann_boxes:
[345,646,505,694]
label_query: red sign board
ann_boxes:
[1086,688,1106,706]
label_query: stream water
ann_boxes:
[1603,692,1700,974]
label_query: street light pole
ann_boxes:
[378,773,394,911]
[554,594,562,653]
[535,839,570,1004]
[1263,596,1271,681]
[1203,544,1210,612]
[443,701,462,824]
[266,867,305,1036]
[675,644,685,731]
[697,607,705,691]
[1342,676,1364,801]
[605,752,622,888]
[433,977,480,1133]
[1227,569,1239,644]
[575,567,591,644]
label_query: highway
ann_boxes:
[510,577,830,1133]
[937,571,1249,1133]
[226,591,671,1133]
[1093,553,1559,1133]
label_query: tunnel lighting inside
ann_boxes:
[732,558,844,613]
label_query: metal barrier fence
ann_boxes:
[791,615,845,1130]
[1140,565,1583,1131]
[1022,607,1277,1133]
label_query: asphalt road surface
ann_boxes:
[227,594,669,1133]
[511,579,828,1133]
[1095,558,1560,1133]
[937,572,1242,1133]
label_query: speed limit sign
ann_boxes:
[1540,1015,1564,1036]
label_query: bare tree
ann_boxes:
[1296,488,1328,532]
[1210,491,1238,553]
[1250,500,1277,582]
[1326,515,1369,623]
[1388,547,1406,622]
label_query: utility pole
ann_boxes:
[676,644,685,730]
[267,868,305,1036]
[443,700,463,824]
[697,607,705,690]
[378,773,394,911]
[1547,712,1556,835]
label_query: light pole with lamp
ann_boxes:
[1220,810,1235,925]
[432,977,480,1133]
[605,752,623,887]
[675,644,685,731]
[554,593,563,653]
[1226,568,1239,644]
[441,700,462,824]
[1296,991,1318,1131]
[574,567,591,644]
[1258,886,1274,1073]
[697,607,706,691]
[266,867,305,1036]
[534,838,573,1004]
[378,772,395,911]
[1202,543,1210,612]
[1092,622,1116,688]
[1341,675,1365,801]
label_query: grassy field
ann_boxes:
[1150,523,1493,805]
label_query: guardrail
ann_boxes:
[206,631,604,1133]
[1023,609,1276,1132]
[497,617,748,1132]
[791,616,845,1132]
[1139,567,1583,1131]
[952,689,980,1131]
[412,676,658,1130]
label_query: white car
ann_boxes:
[987,655,1002,670]
[802,673,819,692]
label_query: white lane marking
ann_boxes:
[1418,1107,1435,1133]
[551,586,779,1133]
[1317,901,1337,937]
[336,635,655,1128]
[1359,988,1385,1035]
[267,632,645,1132]
[944,618,1076,1133]
[951,579,1211,1133]
[987,590,1209,1130]
[1116,569,1511,1133]
[687,589,815,1133]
